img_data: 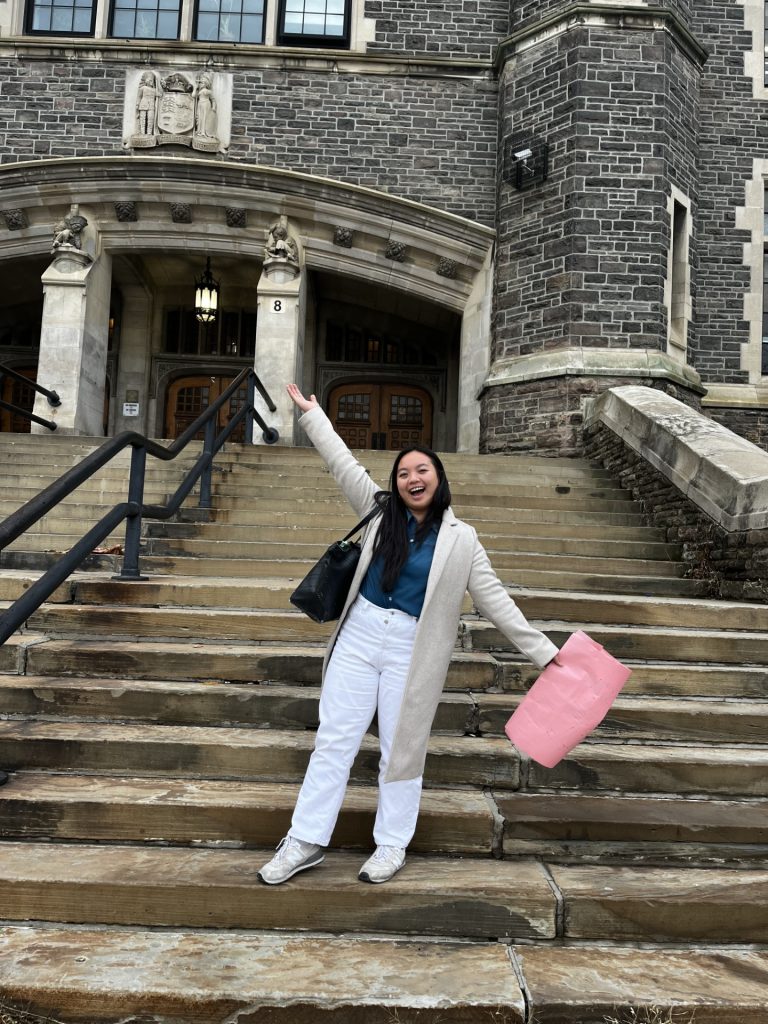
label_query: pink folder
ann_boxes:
[505,630,632,768]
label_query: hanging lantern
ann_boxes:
[194,257,219,324]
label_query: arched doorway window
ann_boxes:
[328,382,433,450]
[164,374,247,441]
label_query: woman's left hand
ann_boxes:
[286,383,319,413]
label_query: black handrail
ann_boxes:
[0,398,57,432]
[0,367,279,644]
[0,364,61,406]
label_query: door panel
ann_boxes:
[165,375,247,442]
[329,383,432,450]
[1,367,36,433]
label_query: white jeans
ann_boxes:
[289,595,423,848]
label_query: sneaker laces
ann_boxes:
[273,835,302,864]
[371,845,402,864]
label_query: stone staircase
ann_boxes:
[0,434,766,1022]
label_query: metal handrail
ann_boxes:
[0,367,279,645]
[0,398,57,432]
[0,364,61,406]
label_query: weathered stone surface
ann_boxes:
[550,864,768,942]
[0,842,556,939]
[527,741,768,797]
[0,722,520,788]
[0,926,526,1023]
[0,774,495,855]
[514,944,768,1024]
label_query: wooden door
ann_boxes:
[165,375,247,442]
[0,367,36,433]
[329,383,432,450]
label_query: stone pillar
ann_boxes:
[457,249,493,453]
[253,249,306,445]
[34,246,112,436]
[113,285,153,437]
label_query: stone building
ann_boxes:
[0,0,766,454]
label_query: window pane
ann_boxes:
[327,0,343,11]
[73,8,91,28]
[51,6,74,28]
[285,0,303,9]
[306,0,326,12]
[284,12,302,31]
[281,0,348,40]
[242,0,263,11]
[326,14,343,33]
[112,10,133,30]
[303,13,324,32]
[156,10,177,34]
[198,0,217,9]
[32,7,52,28]
[241,13,262,39]
[219,13,239,38]
[196,10,217,34]
[135,11,158,34]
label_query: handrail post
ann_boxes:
[198,416,216,510]
[245,372,255,446]
[117,443,148,580]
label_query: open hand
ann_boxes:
[286,383,319,413]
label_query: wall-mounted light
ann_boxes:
[195,257,219,324]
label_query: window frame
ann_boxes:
[276,0,350,48]
[25,0,97,37]
[108,0,182,41]
[192,0,266,44]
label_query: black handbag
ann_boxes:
[290,506,382,623]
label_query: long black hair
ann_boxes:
[371,445,452,592]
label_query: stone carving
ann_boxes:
[115,201,138,223]
[3,210,28,231]
[226,207,247,228]
[385,240,407,262]
[52,205,88,251]
[436,257,458,279]
[333,226,354,248]
[126,69,230,153]
[265,216,299,266]
[169,203,192,223]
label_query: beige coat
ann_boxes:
[300,406,559,783]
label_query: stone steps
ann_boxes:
[1,435,767,1018]
[1,675,764,745]
[1,928,762,1024]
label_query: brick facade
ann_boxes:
[365,0,509,60]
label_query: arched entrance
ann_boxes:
[329,382,433,450]
[165,374,248,441]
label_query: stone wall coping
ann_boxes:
[481,347,705,395]
[585,385,768,532]
[702,383,768,409]
[496,3,709,70]
[0,37,493,78]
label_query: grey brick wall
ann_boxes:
[688,0,761,384]
[0,59,499,225]
[365,0,509,60]
[494,23,701,364]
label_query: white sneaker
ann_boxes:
[257,836,324,885]
[358,845,406,884]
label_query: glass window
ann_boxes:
[278,0,349,46]
[163,306,257,358]
[194,0,264,42]
[27,0,95,34]
[110,0,180,38]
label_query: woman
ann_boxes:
[258,384,560,886]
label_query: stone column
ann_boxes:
[253,218,306,444]
[457,249,493,453]
[34,246,112,436]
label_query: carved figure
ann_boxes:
[135,72,159,136]
[265,219,299,267]
[52,207,88,251]
[194,73,218,139]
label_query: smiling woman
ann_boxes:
[256,383,560,887]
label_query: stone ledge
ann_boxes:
[703,382,768,409]
[482,347,704,395]
[585,385,768,532]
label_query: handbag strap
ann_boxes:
[340,505,381,543]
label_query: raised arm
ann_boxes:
[287,384,379,518]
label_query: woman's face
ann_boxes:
[395,450,440,520]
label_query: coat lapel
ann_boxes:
[421,507,459,611]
